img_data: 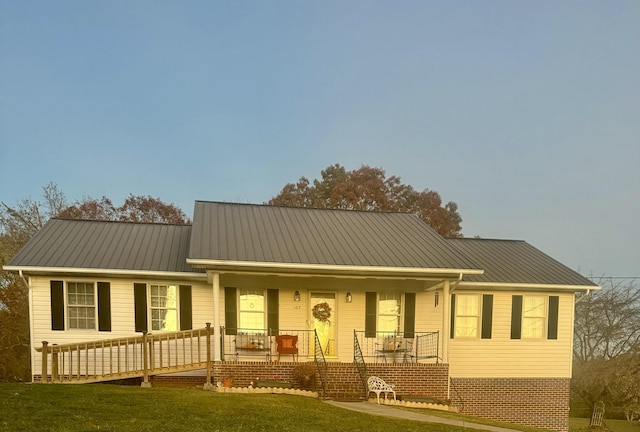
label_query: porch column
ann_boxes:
[442,280,450,364]
[212,272,221,361]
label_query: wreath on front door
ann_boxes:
[312,302,331,322]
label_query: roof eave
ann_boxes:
[3,265,207,281]
[186,258,484,279]
[457,280,601,292]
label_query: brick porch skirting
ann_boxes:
[449,377,571,432]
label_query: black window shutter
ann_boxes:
[134,283,148,332]
[481,294,493,339]
[548,296,559,340]
[224,287,237,335]
[51,280,65,331]
[97,282,111,332]
[403,293,416,339]
[179,285,192,331]
[511,295,523,339]
[450,293,456,339]
[365,292,377,338]
[267,289,279,336]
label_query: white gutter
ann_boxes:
[457,281,601,291]
[4,266,207,280]
[186,258,484,277]
[575,288,594,303]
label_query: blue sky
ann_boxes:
[1,1,638,277]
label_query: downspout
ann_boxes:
[443,273,463,401]
[574,288,592,304]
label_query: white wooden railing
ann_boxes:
[37,324,214,384]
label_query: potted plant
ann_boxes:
[222,375,234,388]
[292,362,316,390]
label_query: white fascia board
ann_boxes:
[186,258,484,278]
[3,265,207,280]
[456,281,601,291]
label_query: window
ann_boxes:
[150,284,177,331]
[67,282,95,329]
[522,295,546,338]
[378,293,401,333]
[450,293,493,339]
[134,283,191,333]
[511,295,559,340]
[454,294,480,338]
[239,289,265,330]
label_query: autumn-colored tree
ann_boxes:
[57,194,189,224]
[0,185,189,381]
[268,164,462,237]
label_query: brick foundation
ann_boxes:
[450,377,571,432]
[211,361,449,401]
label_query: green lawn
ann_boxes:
[569,417,640,432]
[0,383,489,432]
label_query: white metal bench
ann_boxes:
[367,376,396,404]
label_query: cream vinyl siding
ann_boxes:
[29,276,212,377]
[449,291,574,378]
[217,274,431,362]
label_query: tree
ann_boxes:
[57,194,189,224]
[0,183,67,381]
[0,185,189,381]
[268,164,463,237]
[571,277,640,420]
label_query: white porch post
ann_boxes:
[442,279,450,364]
[212,272,221,361]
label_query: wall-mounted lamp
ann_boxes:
[346,292,352,303]
[434,291,439,307]
[294,290,300,302]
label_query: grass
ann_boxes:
[0,383,495,432]
[569,417,640,432]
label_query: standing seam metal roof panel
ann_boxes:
[447,238,596,286]
[188,201,479,270]
[7,219,202,274]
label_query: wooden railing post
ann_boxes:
[41,341,49,383]
[52,345,59,383]
[203,323,213,390]
[141,331,151,388]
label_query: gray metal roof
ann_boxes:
[189,201,480,271]
[447,238,597,286]
[6,218,202,274]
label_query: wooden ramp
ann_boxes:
[37,326,213,384]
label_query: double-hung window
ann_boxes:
[511,294,559,340]
[378,293,401,333]
[67,282,96,329]
[454,294,480,338]
[450,293,493,339]
[150,284,178,331]
[238,289,265,331]
[51,280,110,331]
[522,295,546,338]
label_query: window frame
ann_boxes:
[66,281,97,330]
[148,283,179,332]
[521,295,547,339]
[454,293,481,338]
[238,288,266,332]
[377,292,402,334]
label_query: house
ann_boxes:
[4,200,598,431]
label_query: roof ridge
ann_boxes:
[50,217,192,227]
[195,200,419,217]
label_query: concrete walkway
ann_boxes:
[323,400,522,432]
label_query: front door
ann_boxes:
[309,292,336,357]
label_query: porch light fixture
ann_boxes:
[294,290,300,302]
[434,291,439,307]
[346,292,352,303]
